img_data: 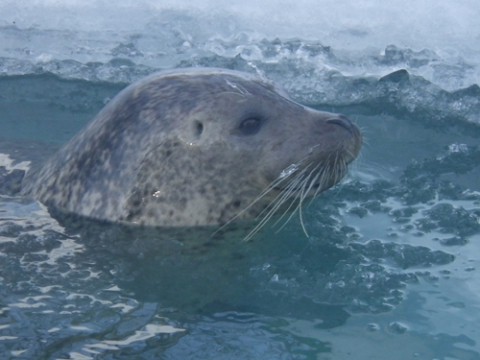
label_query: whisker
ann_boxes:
[270,188,302,229]
[242,166,313,241]
[212,162,304,238]
[216,146,352,241]
[312,165,330,199]
[296,162,324,237]
[269,165,315,226]
[254,165,311,221]
[300,163,322,203]
[275,165,317,234]
[298,203,309,237]
[242,189,302,241]
[297,172,311,238]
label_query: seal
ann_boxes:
[22,68,362,232]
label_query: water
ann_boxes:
[1,1,480,359]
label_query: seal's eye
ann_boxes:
[238,117,262,136]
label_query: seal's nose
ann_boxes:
[326,115,362,162]
[326,116,357,135]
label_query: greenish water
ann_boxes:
[0,73,479,359]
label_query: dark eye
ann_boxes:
[238,117,263,136]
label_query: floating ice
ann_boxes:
[0,0,479,90]
[448,143,469,154]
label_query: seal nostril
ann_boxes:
[193,120,204,139]
[326,117,355,134]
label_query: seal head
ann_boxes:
[22,68,362,228]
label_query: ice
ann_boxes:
[448,143,469,154]
[1,0,478,51]
[0,0,479,91]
